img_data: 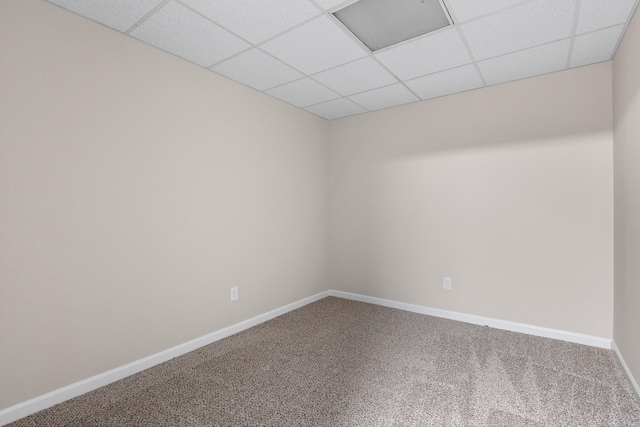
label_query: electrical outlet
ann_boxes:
[443,277,452,290]
[230,287,238,301]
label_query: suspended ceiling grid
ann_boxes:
[46,0,640,120]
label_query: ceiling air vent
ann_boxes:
[333,0,452,52]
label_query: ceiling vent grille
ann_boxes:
[333,0,452,52]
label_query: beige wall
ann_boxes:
[329,64,614,338]
[0,0,626,415]
[0,0,329,410]
[613,7,640,387]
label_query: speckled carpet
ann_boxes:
[9,297,640,426]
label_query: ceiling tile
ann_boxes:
[446,0,527,23]
[314,0,354,12]
[212,49,303,91]
[181,0,321,44]
[47,0,163,32]
[478,39,570,86]
[374,28,472,80]
[313,58,398,96]
[260,16,367,75]
[406,64,484,100]
[349,84,419,111]
[576,0,638,34]
[304,98,367,120]
[130,1,250,67]
[461,0,576,61]
[571,25,625,68]
[46,0,640,120]
[266,78,340,107]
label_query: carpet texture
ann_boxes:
[9,297,640,426]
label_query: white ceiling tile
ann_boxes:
[406,64,484,100]
[446,0,527,23]
[266,78,340,107]
[47,0,640,120]
[374,28,472,80]
[181,0,321,44]
[349,84,419,111]
[461,0,577,60]
[47,0,163,32]
[305,98,367,120]
[260,16,367,75]
[571,25,625,68]
[478,39,570,86]
[313,58,398,96]
[130,1,250,67]
[314,0,354,12]
[213,49,303,91]
[576,0,638,34]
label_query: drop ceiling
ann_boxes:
[46,0,639,120]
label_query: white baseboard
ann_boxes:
[1,289,617,426]
[329,290,612,349]
[0,291,331,426]
[612,341,640,400]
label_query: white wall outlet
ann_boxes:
[230,287,238,301]
[443,277,452,290]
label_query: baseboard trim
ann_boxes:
[1,289,615,425]
[612,341,640,400]
[0,291,331,426]
[329,290,612,349]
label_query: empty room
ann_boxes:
[1,0,640,425]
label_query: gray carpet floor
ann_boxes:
[9,297,640,426]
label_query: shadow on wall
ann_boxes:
[328,64,615,336]
[329,63,613,161]
[613,9,640,125]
